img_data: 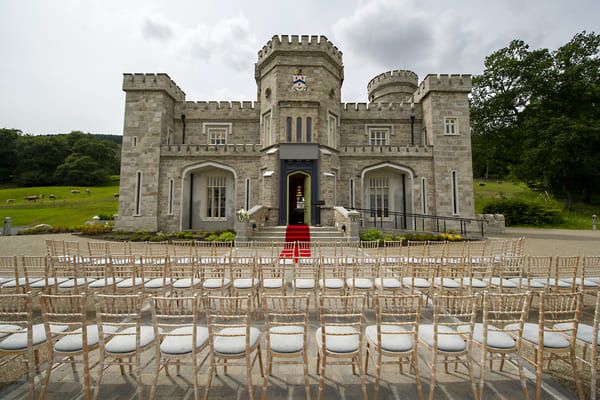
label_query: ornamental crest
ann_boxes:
[292,69,306,92]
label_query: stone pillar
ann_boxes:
[2,217,12,236]
[347,210,360,242]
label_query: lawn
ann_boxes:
[0,184,119,228]
[474,179,600,229]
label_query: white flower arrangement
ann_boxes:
[236,208,249,222]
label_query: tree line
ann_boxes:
[471,31,600,209]
[0,129,122,186]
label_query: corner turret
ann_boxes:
[367,70,418,103]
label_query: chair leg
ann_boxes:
[373,351,382,400]
[83,349,91,400]
[192,353,200,400]
[316,352,320,375]
[535,349,543,400]
[592,354,597,400]
[365,343,370,374]
[303,351,311,400]
[39,351,53,400]
[136,352,143,400]
[479,349,486,400]
[246,354,255,400]
[27,349,36,400]
[357,351,367,400]
[516,353,529,400]
[204,357,215,400]
[257,345,264,377]
[413,353,424,400]
[93,356,105,400]
[428,353,437,400]
[149,356,161,400]
[570,349,585,400]
[317,354,326,400]
[466,353,478,400]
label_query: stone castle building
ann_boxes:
[116,35,475,234]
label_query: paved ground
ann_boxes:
[0,229,598,399]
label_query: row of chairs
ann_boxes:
[45,237,526,259]
[0,289,594,400]
[3,255,600,307]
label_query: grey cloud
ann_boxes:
[141,16,174,41]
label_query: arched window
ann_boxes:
[296,117,302,142]
[306,117,312,142]
[286,117,292,142]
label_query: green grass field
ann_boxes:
[474,179,600,229]
[0,184,119,227]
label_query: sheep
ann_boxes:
[113,193,120,198]
[48,194,56,200]
[85,188,91,195]
[71,190,80,194]
[24,195,40,202]
[6,199,15,204]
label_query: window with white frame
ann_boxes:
[451,170,459,215]
[206,176,226,219]
[444,117,458,135]
[368,127,390,145]
[327,113,337,147]
[208,128,227,145]
[262,112,271,146]
[369,177,389,218]
[421,177,428,214]
[167,179,174,215]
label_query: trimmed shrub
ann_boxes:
[482,198,562,226]
[78,224,113,235]
[360,228,382,242]
[216,231,236,242]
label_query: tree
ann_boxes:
[53,154,106,186]
[0,128,21,183]
[471,31,600,208]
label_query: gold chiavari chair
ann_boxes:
[406,240,427,260]
[446,241,465,258]
[140,255,171,295]
[0,256,20,291]
[426,240,447,261]
[148,241,170,257]
[260,257,287,296]
[366,293,423,400]
[262,294,311,400]
[204,294,264,400]
[550,256,579,292]
[580,256,600,297]
[293,257,319,299]
[383,240,403,265]
[230,256,260,313]
[486,256,523,293]
[169,256,202,294]
[346,257,378,303]
[85,256,121,293]
[87,242,108,257]
[199,256,232,296]
[171,240,195,258]
[22,256,57,293]
[316,294,367,400]
[318,257,345,295]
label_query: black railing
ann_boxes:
[346,207,487,237]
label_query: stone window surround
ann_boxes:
[202,122,232,145]
[206,175,227,220]
[349,178,355,209]
[327,111,338,148]
[244,177,251,210]
[134,170,142,217]
[451,170,459,215]
[421,177,428,214]
[167,178,174,215]
[261,110,272,146]
[444,117,459,135]
[368,176,390,220]
[366,125,392,146]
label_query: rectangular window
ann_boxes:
[421,177,428,214]
[207,176,226,219]
[208,128,227,145]
[349,178,355,208]
[306,117,312,142]
[286,117,292,142]
[245,178,250,210]
[167,127,173,145]
[134,171,142,216]
[368,128,389,145]
[263,112,271,146]
[296,117,302,142]
[132,136,138,147]
[327,113,337,147]
[167,179,174,215]
[451,171,459,215]
[444,117,458,135]
[369,177,389,218]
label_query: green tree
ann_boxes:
[53,153,106,186]
[0,128,21,183]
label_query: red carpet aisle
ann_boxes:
[279,224,311,261]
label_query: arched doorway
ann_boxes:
[286,171,311,225]
[180,162,236,231]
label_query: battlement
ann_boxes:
[413,74,471,103]
[182,101,259,110]
[175,101,261,120]
[367,70,418,91]
[340,102,422,119]
[256,35,343,66]
[123,73,185,102]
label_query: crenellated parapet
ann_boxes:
[367,70,418,102]
[122,73,185,102]
[413,74,471,103]
[175,101,261,120]
[340,102,422,120]
[256,35,343,67]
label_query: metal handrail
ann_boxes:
[346,206,487,237]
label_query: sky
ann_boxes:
[0,0,599,135]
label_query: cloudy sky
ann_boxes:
[1,0,598,135]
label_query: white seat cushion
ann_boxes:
[116,278,148,288]
[485,277,518,288]
[203,278,231,288]
[418,325,466,352]
[548,278,572,288]
[0,277,14,284]
[511,278,545,289]
[402,277,431,288]
[88,277,123,288]
[172,278,202,288]
[263,278,284,289]
[366,324,413,352]
[145,278,173,289]
[105,326,156,353]
[346,278,373,289]
[433,277,460,288]
[460,277,488,288]
[458,323,516,349]
[234,278,259,289]
[0,324,68,350]
[214,327,261,354]
[2,278,42,288]
[29,277,69,288]
[316,326,359,353]
[506,322,569,348]
[54,325,118,352]
[293,279,315,289]
[561,278,598,287]
[319,279,344,289]
[0,324,22,339]
[59,278,93,288]
[269,326,304,353]
[555,323,600,345]
[160,326,209,355]
[374,278,401,289]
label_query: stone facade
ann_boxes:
[116,35,476,233]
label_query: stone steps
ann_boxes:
[250,226,346,242]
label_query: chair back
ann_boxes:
[107,242,128,256]
[109,255,138,292]
[431,293,477,350]
[539,291,582,348]
[466,241,486,259]
[482,291,531,345]
[0,292,34,348]
[171,240,194,258]
[0,256,19,289]
[40,293,88,352]
[199,256,230,286]
[317,294,366,353]
[148,241,169,257]
[583,256,600,282]
[407,241,427,258]
[205,295,253,354]
[495,256,524,291]
[94,292,145,353]
[88,242,108,257]
[446,241,465,258]
[22,256,47,286]
[150,294,201,355]
[230,256,256,281]
[374,293,421,350]
[65,241,80,257]
[553,256,579,290]
[128,242,149,257]
[263,294,310,351]
[426,240,448,259]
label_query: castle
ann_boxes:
[116,35,475,236]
